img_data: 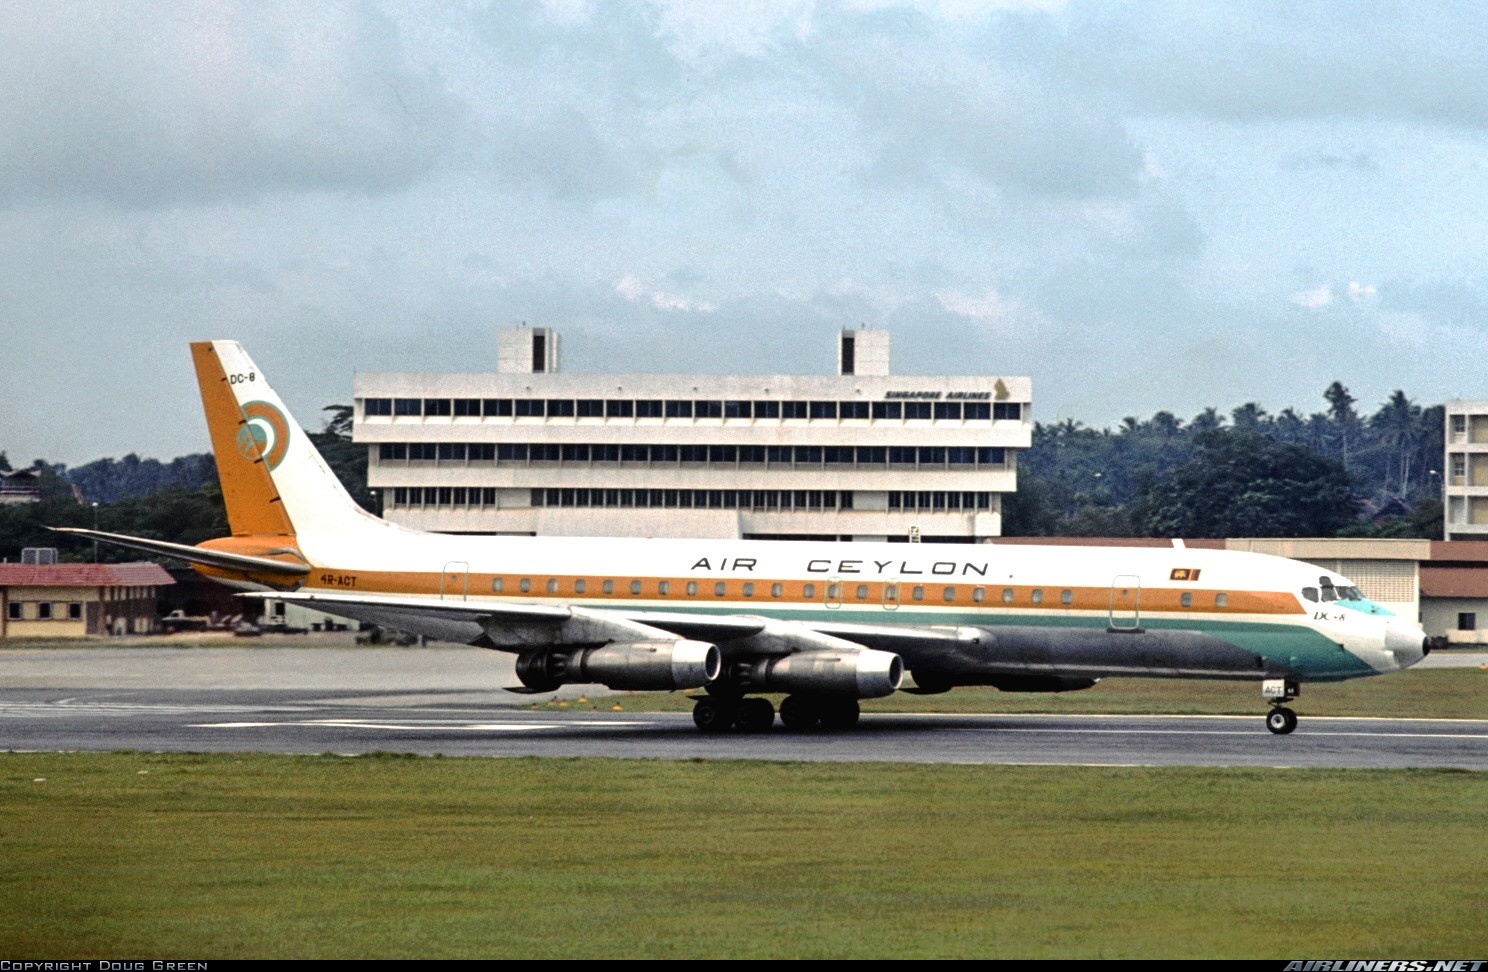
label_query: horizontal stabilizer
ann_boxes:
[49,527,309,577]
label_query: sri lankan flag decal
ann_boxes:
[1170,568,1201,581]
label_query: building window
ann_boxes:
[782,401,808,419]
[515,399,545,417]
[964,403,990,420]
[364,398,393,416]
[393,398,422,416]
[636,400,663,418]
[724,401,752,419]
[904,402,932,420]
[576,399,604,417]
[694,401,723,419]
[606,400,634,418]
[38,602,52,620]
[423,398,452,417]
[809,401,837,419]
[840,402,869,420]
[546,400,575,417]
[993,402,1022,420]
[1459,612,1477,631]
[872,401,902,420]
[755,401,780,419]
[7,602,20,620]
[454,398,481,417]
[483,398,513,417]
[665,401,693,418]
[934,402,962,420]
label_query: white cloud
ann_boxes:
[1291,285,1333,309]
[615,275,717,312]
[1347,280,1378,301]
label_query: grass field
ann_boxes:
[536,666,1488,719]
[2,752,1484,959]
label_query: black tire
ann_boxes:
[736,697,775,732]
[779,694,819,731]
[692,697,736,733]
[1266,706,1298,735]
[819,698,861,730]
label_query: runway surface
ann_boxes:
[2,647,1485,769]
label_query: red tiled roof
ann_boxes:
[1420,565,1488,599]
[0,562,175,588]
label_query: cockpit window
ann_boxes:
[1320,586,1338,602]
[1301,587,1318,602]
[1337,585,1364,601]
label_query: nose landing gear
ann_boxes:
[1262,678,1300,735]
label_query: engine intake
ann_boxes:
[738,648,903,699]
[515,640,720,692]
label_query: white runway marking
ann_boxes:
[950,726,1488,741]
[190,719,655,732]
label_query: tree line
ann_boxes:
[0,387,1449,560]
[1005,384,1444,539]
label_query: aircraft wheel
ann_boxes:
[819,698,861,730]
[735,697,776,732]
[692,697,736,734]
[1266,706,1298,735]
[779,694,820,731]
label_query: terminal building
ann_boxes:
[1444,401,1488,541]
[353,327,1032,541]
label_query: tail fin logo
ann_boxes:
[235,401,291,470]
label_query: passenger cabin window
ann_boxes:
[973,587,985,603]
[546,579,559,594]
[519,579,531,593]
[1060,589,1073,605]
[1215,593,1229,608]
[492,578,504,593]
[942,587,956,602]
[1031,589,1044,605]
[912,586,924,602]
[603,580,615,594]
[743,583,755,597]
[630,581,642,595]
[826,584,840,600]
[856,584,869,600]
[803,583,816,599]
[574,580,587,594]
[1180,592,1193,608]
[1002,588,1014,604]
[658,581,670,595]
[771,583,783,597]
[714,582,726,597]
[686,581,698,596]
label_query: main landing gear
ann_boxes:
[1262,678,1300,735]
[690,693,861,733]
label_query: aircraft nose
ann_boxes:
[1383,621,1428,670]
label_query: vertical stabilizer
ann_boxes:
[190,341,376,539]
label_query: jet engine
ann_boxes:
[734,648,903,698]
[515,639,720,692]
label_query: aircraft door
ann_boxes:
[441,561,470,601]
[1109,574,1141,631]
[882,578,900,611]
[825,577,843,610]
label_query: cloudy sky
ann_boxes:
[3,0,1486,465]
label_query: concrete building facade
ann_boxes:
[354,327,1032,542]
[1445,401,1488,540]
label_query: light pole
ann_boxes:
[91,502,99,563]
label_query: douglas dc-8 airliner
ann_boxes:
[57,342,1432,735]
